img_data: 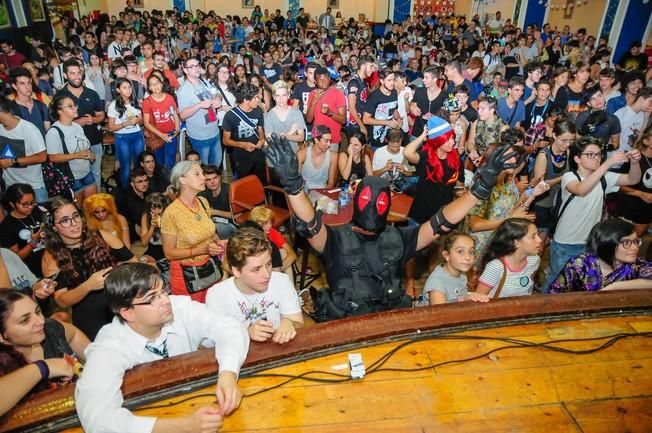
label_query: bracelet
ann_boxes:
[33,360,49,380]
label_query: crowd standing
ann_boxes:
[0,2,651,429]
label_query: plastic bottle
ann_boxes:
[339,184,349,208]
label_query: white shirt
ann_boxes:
[206,273,301,327]
[478,256,540,298]
[75,295,249,433]
[397,87,413,132]
[554,171,620,244]
[107,100,142,134]
[614,105,645,154]
[372,145,406,179]
[0,118,46,189]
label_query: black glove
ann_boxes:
[470,145,520,201]
[264,133,304,195]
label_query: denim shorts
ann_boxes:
[72,171,95,193]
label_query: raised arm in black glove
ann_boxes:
[470,145,521,200]
[264,133,305,195]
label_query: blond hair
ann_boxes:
[249,205,274,226]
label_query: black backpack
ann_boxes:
[549,171,607,234]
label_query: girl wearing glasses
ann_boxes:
[546,136,642,291]
[0,290,89,416]
[42,197,137,340]
[549,219,651,292]
[0,184,47,278]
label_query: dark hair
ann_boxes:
[581,85,603,105]
[129,167,148,182]
[439,231,475,266]
[348,132,367,147]
[2,183,35,209]
[500,128,524,146]
[235,82,259,103]
[508,76,524,88]
[378,68,394,81]
[9,67,31,84]
[113,77,136,118]
[553,118,577,136]
[587,219,636,268]
[599,67,615,79]
[312,124,331,140]
[62,58,82,75]
[185,150,200,160]
[525,62,542,76]
[477,95,497,110]
[455,84,470,95]
[49,93,74,121]
[104,263,162,321]
[480,218,533,270]
[634,87,652,102]
[314,66,330,78]
[569,135,603,170]
[423,65,441,78]
[387,127,403,143]
[226,226,272,271]
[202,164,222,176]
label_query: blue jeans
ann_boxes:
[153,136,178,171]
[190,134,222,166]
[115,131,145,187]
[90,143,102,191]
[544,240,585,292]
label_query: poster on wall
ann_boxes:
[0,0,9,29]
[413,0,455,17]
[29,0,46,22]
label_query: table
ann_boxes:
[311,188,413,226]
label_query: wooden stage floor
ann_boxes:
[65,315,652,433]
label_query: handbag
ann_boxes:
[182,256,222,293]
[144,128,165,151]
[42,126,74,199]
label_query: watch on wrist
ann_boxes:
[12,158,20,167]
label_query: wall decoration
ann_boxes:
[0,0,11,29]
[327,0,339,8]
[242,0,254,8]
[29,0,46,22]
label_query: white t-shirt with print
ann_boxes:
[107,101,142,134]
[554,171,620,245]
[45,122,92,180]
[372,145,405,179]
[205,272,300,327]
[478,256,540,298]
[614,105,644,154]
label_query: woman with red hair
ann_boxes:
[403,116,465,297]
[82,193,131,250]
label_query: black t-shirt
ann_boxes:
[461,105,478,124]
[575,110,621,147]
[408,150,464,223]
[57,86,103,145]
[554,85,586,119]
[363,88,398,148]
[523,100,552,130]
[54,237,134,340]
[0,208,47,277]
[199,182,230,212]
[412,87,445,136]
[116,186,146,237]
[261,63,283,85]
[384,32,399,54]
[617,52,648,72]
[223,106,266,180]
[503,56,520,80]
[297,15,309,28]
[618,156,652,222]
[346,74,369,126]
[291,81,315,115]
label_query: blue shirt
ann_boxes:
[606,95,626,115]
[497,97,526,127]
[13,99,49,137]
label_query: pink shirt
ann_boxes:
[308,87,346,144]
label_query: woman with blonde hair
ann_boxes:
[264,80,306,152]
[83,193,130,249]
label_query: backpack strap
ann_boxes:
[51,126,70,155]
[557,170,581,224]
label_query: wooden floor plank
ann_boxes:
[564,397,652,433]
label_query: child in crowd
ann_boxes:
[421,232,489,305]
[476,218,542,298]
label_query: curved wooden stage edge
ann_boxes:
[2,290,652,432]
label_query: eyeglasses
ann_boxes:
[55,212,82,227]
[18,201,36,207]
[559,138,575,144]
[151,204,163,209]
[581,152,602,160]
[185,63,200,69]
[60,104,78,110]
[131,283,171,307]
[619,238,642,249]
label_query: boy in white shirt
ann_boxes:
[76,263,249,433]
[206,227,303,344]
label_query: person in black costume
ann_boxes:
[263,133,521,321]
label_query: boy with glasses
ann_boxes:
[76,262,248,433]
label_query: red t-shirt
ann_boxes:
[142,94,178,133]
[307,87,346,144]
[0,51,26,69]
[267,227,286,249]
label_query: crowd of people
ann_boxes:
[0,3,652,430]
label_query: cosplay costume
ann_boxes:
[263,130,517,321]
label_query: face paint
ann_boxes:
[352,177,391,234]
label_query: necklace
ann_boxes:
[179,198,202,221]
